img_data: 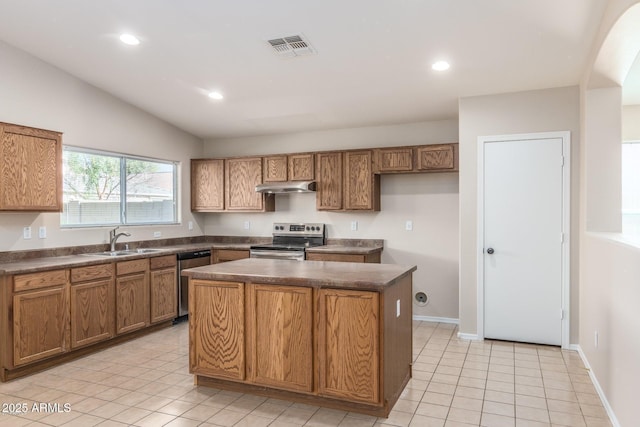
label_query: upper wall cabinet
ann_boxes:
[263,155,288,182]
[191,159,225,211]
[288,153,315,181]
[316,152,343,211]
[226,157,275,211]
[263,153,315,182]
[0,122,62,211]
[373,143,459,174]
[344,150,380,211]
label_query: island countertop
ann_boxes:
[182,258,416,291]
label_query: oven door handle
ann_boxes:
[250,250,305,260]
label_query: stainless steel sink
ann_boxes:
[85,248,162,257]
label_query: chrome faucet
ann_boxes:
[109,226,131,252]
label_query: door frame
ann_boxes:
[476,131,571,348]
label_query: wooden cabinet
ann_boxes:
[149,255,177,324]
[189,280,245,380]
[288,153,314,181]
[115,259,149,335]
[416,144,456,171]
[69,264,114,349]
[191,159,225,211]
[374,144,458,174]
[263,155,288,182]
[246,284,313,392]
[305,251,381,263]
[316,152,343,210]
[317,289,380,404]
[344,150,380,211]
[225,157,274,211]
[374,147,414,172]
[212,249,249,264]
[0,122,62,211]
[12,270,69,366]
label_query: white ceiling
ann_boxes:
[0,1,612,139]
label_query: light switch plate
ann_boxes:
[188,221,193,231]
[39,226,47,238]
[23,226,32,239]
[153,231,162,238]
[405,220,413,231]
[350,221,358,231]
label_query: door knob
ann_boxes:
[487,248,494,254]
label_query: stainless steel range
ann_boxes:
[250,223,326,261]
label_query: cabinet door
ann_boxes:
[415,144,456,171]
[316,152,343,210]
[0,123,62,211]
[189,280,245,380]
[375,147,413,173]
[191,159,224,211]
[317,289,380,404]
[246,284,312,392]
[344,150,379,211]
[13,286,69,366]
[263,156,288,182]
[70,278,114,348]
[225,157,264,210]
[150,267,177,323]
[288,153,315,181]
[116,272,149,335]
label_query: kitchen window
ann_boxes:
[622,141,640,235]
[61,147,178,227]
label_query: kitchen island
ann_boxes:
[182,258,416,417]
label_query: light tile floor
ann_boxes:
[0,321,611,427]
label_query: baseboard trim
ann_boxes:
[574,345,621,427]
[456,332,481,341]
[412,315,459,324]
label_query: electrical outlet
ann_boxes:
[244,221,250,230]
[594,331,599,348]
[350,221,358,231]
[38,226,47,239]
[405,220,413,231]
[188,221,193,231]
[153,231,162,238]
[23,226,32,239]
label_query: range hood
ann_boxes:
[255,181,316,194]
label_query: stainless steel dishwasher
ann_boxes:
[177,249,211,319]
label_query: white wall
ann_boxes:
[204,121,460,319]
[458,86,581,342]
[578,2,640,425]
[622,104,640,140]
[0,41,205,251]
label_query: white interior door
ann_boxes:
[482,136,564,346]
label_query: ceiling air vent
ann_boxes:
[267,34,314,58]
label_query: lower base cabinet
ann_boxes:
[306,252,381,263]
[317,289,379,403]
[13,280,69,366]
[189,277,412,416]
[150,255,178,324]
[116,259,150,335]
[189,280,245,380]
[246,284,313,393]
[70,264,115,349]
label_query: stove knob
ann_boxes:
[306,226,310,231]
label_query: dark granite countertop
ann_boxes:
[182,258,415,291]
[0,237,384,276]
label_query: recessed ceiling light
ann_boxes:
[432,61,450,71]
[208,91,224,100]
[119,34,140,46]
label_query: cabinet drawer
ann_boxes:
[14,269,68,292]
[213,249,249,263]
[150,255,177,270]
[116,258,149,276]
[70,264,114,283]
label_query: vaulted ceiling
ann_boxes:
[0,1,614,138]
